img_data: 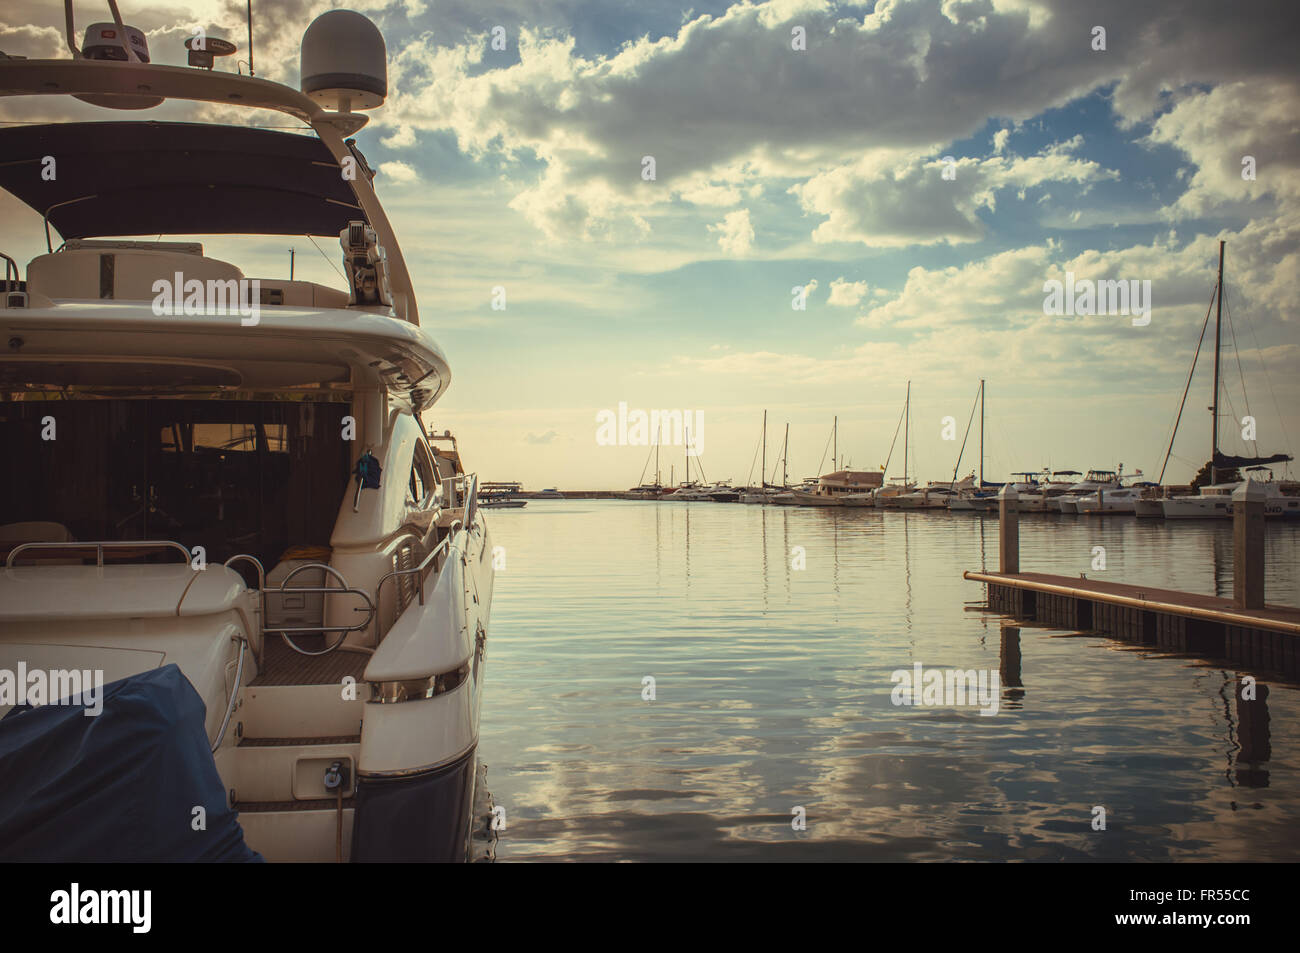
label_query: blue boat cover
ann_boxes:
[0,663,262,862]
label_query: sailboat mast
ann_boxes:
[833,415,837,472]
[783,423,789,488]
[979,379,985,486]
[761,410,767,489]
[1211,240,1225,483]
[655,424,661,486]
[685,424,690,485]
[904,380,911,484]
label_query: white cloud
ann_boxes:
[791,140,1115,247]
[378,160,420,184]
[827,277,869,307]
[708,208,754,255]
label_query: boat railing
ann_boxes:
[1,251,26,307]
[375,534,452,616]
[5,539,191,568]
[464,472,480,528]
[221,554,376,656]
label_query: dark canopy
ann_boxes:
[0,121,367,239]
[1214,450,1293,469]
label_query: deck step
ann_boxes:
[238,735,360,747]
[236,798,355,813]
[227,739,359,803]
[236,804,356,862]
[236,683,365,740]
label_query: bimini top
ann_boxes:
[0,121,368,240]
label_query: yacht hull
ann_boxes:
[350,746,479,862]
[1162,498,1232,518]
[1133,499,1165,518]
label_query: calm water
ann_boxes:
[478,501,1300,861]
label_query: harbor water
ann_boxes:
[479,500,1300,861]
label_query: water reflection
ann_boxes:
[1000,624,1025,709]
[1235,680,1271,789]
[480,501,1300,861]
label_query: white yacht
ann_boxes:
[771,478,819,505]
[1161,482,1238,519]
[1074,476,1150,515]
[0,9,493,862]
[1161,474,1300,520]
[895,474,975,510]
[1055,469,1124,513]
[873,477,918,508]
[789,469,883,507]
[948,485,1001,512]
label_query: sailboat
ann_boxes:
[946,380,1004,512]
[740,411,780,503]
[875,382,917,508]
[622,424,666,499]
[786,417,879,505]
[664,424,708,500]
[769,424,806,504]
[1146,242,1295,518]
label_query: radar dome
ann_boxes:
[300,10,387,111]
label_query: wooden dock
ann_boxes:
[966,481,1299,678]
[965,570,1300,676]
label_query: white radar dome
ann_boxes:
[300,10,387,111]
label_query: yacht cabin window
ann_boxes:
[0,398,350,569]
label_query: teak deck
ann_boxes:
[964,570,1300,678]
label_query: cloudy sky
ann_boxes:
[2,0,1297,488]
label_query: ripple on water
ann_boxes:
[479,501,1300,861]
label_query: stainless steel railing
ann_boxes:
[210,636,247,753]
[265,562,377,657]
[375,534,451,614]
[5,539,192,568]
[464,473,480,528]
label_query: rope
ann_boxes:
[1157,282,1217,484]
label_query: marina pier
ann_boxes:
[965,482,1299,677]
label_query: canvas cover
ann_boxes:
[0,663,261,862]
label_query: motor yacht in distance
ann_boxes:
[1074,480,1154,515]
[0,8,493,862]
[790,469,884,507]
[479,482,527,508]
[1055,469,1124,513]
[895,474,975,510]
[770,477,818,505]
[1161,472,1300,520]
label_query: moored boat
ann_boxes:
[0,7,493,862]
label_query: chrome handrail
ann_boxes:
[464,473,480,528]
[5,539,191,568]
[268,562,376,657]
[1,252,17,296]
[210,636,247,753]
[375,534,451,612]
[224,554,267,667]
